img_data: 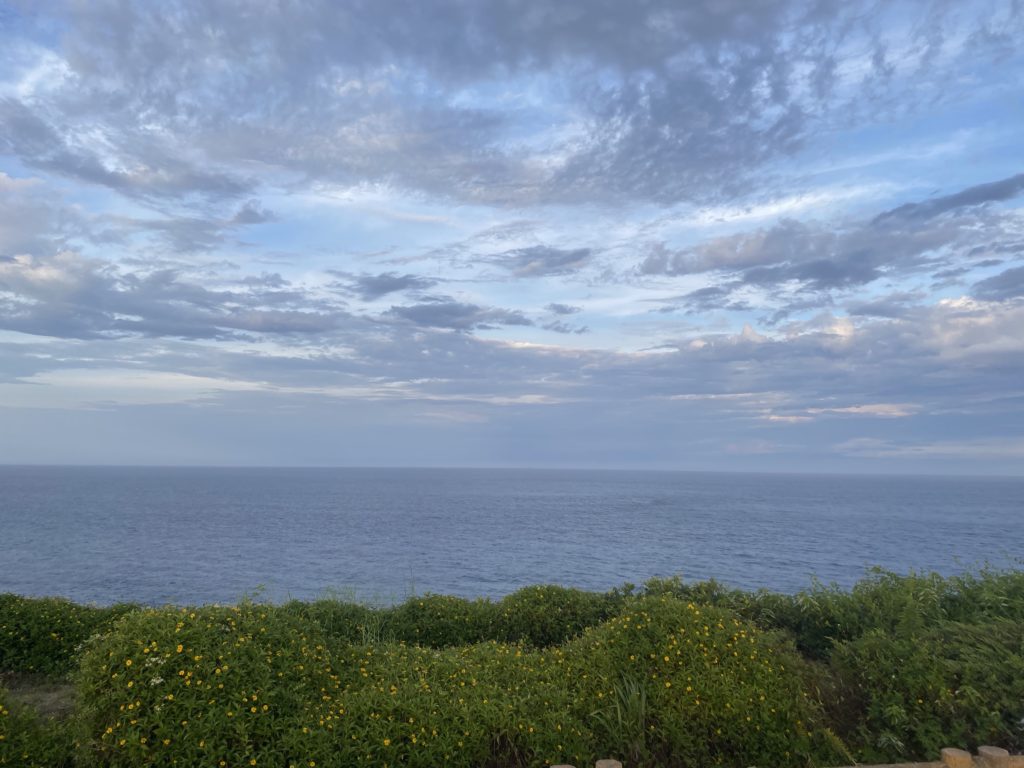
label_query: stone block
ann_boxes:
[978,746,1010,768]
[595,761,624,768]
[941,747,973,768]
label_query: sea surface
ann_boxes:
[1,466,1022,606]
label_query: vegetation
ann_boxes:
[1,568,1022,767]
[0,595,136,677]
[0,686,74,767]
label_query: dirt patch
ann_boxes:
[1,671,76,720]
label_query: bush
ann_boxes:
[0,595,136,677]
[17,569,1024,767]
[642,569,1024,662]
[385,594,496,647]
[279,599,377,645]
[73,603,596,768]
[832,618,1024,762]
[72,596,848,768]
[564,596,845,768]
[326,641,592,768]
[749,568,1024,661]
[74,603,343,768]
[492,585,623,647]
[0,687,75,767]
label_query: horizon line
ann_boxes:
[1,463,1021,480]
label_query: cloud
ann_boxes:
[542,320,589,334]
[655,285,750,314]
[847,291,924,318]
[545,303,581,315]
[231,200,276,225]
[972,266,1024,301]
[0,251,347,340]
[835,436,1024,459]
[875,173,1024,222]
[3,270,1024,472]
[0,98,255,202]
[639,173,1024,314]
[3,1,1017,207]
[807,403,919,418]
[489,246,592,277]
[2,2,1024,470]
[385,300,533,331]
[338,272,440,301]
[0,171,86,257]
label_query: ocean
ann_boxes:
[0,466,1021,605]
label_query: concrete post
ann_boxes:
[595,761,624,768]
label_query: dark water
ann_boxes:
[0,466,1021,606]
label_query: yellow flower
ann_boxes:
[383,738,391,746]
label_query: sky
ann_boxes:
[0,0,1022,474]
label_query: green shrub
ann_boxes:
[327,641,592,768]
[492,585,622,647]
[565,596,845,768]
[72,596,847,768]
[832,618,1024,762]
[73,603,595,768]
[0,595,137,677]
[752,568,1024,661]
[0,687,75,767]
[74,603,343,768]
[279,599,377,645]
[17,569,1024,767]
[385,594,496,647]
[642,569,1024,662]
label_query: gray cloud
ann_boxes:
[2,1,1016,207]
[2,2,1023,472]
[232,200,276,225]
[99,200,276,253]
[654,286,751,315]
[545,303,581,315]
[639,173,1024,312]
[385,300,532,331]
[0,99,254,202]
[875,173,1024,223]
[972,266,1024,300]
[490,246,592,277]
[847,291,924,318]
[0,173,82,256]
[0,251,346,340]
[337,272,440,301]
[3,263,1023,472]
[542,320,588,334]
[9,290,1022,440]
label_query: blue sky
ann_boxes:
[0,0,1022,473]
